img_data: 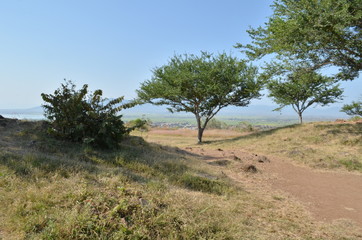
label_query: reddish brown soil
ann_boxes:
[183,146,362,227]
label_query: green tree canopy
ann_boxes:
[341,101,362,117]
[236,0,362,80]
[137,52,261,142]
[267,68,343,123]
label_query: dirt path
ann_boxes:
[183,146,362,227]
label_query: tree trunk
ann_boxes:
[198,127,205,143]
[195,113,204,143]
[298,112,303,124]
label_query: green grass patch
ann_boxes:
[339,159,362,171]
[178,173,232,195]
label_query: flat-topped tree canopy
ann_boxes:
[236,0,362,80]
[137,52,262,142]
[266,65,344,124]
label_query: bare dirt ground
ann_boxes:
[182,146,362,228]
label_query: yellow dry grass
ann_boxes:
[1,120,361,239]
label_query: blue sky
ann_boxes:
[0,0,360,109]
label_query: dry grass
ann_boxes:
[0,120,361,239]
[140,128,247,148]
[142,121,362,173]
[212,122,362,172]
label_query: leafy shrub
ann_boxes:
[206,118,227,129]
[350,116,362,121]
[126,118,150,132]
[41,80,127,148]
[235,121,254,132]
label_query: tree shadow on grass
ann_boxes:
[0,124,236,194]
[0,137,188,178]
[0,124,231,195]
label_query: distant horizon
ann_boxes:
[0,101,350,120]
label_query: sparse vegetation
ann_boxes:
[214,122,362,172]
[1,119,362,239]
[2,0,362,238]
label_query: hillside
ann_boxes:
[0,118,361,239]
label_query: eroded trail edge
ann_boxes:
[183,146,362,227]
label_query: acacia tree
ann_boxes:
[236,0,362,80]
[341,101,362,117]
[267,69,343,124]
[137,52,261,143]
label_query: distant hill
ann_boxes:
[0,106,43,115]
[0,101,348,121]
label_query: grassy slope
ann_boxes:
[212,122,362,172]
[0,120,361,239]
[144,122,362,173]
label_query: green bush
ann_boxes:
[206,118,227,129]
[235,121,254,132]
[41,80,127,148]
[126,118,150,132]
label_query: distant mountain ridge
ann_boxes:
[0,101,348,119]
[0,106,43,114]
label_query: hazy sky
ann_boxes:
[0,0,360,109]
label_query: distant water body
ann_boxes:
[1,114,45,120]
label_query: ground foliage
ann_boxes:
[1,120,361,239]
[41,80,127,148]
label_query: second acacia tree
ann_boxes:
[267,68,343,124]
[137,52,261,143]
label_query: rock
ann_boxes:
[0,115,4,119]
[233,155,241,161]
[244,164,258,173]
[257,156,270,163]
[217,148,223,151]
